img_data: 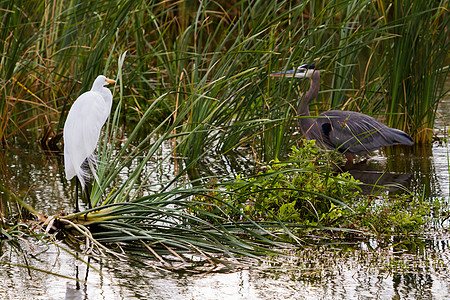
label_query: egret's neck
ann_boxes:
[98,87,112,101]
[91,83,112,105]
[91,78,105,91]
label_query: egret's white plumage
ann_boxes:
[63,75,115,191]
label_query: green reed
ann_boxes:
[381,0,449,143]
[2,0,448,153]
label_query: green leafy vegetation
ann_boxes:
[192,141,354,223]
[191,141,441,243]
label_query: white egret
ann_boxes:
[63,75,115,211]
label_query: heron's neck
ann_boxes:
[297,71,320,117]
[297,71,320,136]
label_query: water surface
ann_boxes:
[1,82,449,299]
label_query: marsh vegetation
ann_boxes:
[0,0,449,297]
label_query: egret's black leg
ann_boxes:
[82,181,92,221]
[81,158,92,210]
[84,183,92,209]
[75,178,80,213]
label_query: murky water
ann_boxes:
[1,83,449,299]
[2,225,450,299]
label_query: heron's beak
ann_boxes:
[106,78,116,84]
[269,69,298,78]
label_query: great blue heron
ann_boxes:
[270,64,413,164]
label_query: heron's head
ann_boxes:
[270,64,317,78]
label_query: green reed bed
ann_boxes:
[382,0,449,143]
[1,0,448,150]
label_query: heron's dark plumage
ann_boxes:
[313,110,413,155]
[271,64,413,162]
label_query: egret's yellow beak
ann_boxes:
[106,78,116,84]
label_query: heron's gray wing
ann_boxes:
[316,111,391,155]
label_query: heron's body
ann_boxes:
[271,65,413,163]
[300,109,414,157]
[63,75,115,210]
